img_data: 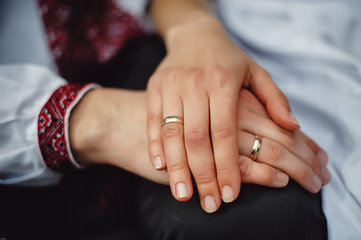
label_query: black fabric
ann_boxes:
[67,34,165,90]
[0,34,327,240]
[136,179,327,240]
[0,166,145,240]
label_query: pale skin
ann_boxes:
[146,0,329,213]
[69,88,330,213]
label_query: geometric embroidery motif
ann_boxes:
[38,83,88,171]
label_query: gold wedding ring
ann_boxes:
[249,135,262,161]
[161,116,184,126]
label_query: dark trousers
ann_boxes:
[136,177,327,240]
[0,35,327,240]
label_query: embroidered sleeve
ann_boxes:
[38,83,99,171]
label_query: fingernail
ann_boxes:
[312,176,322,192]
[204,196,218,213]
[176,182,188,198]
[154,156,163,170]
[277,172,289,185]
[317,151,328,165]
[222,185,234,203]
[321,168,330,182]
[289,112,300,126]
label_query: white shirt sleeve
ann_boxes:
[0,0,99,186]
[0,64,65,186]
[0,0,67,186]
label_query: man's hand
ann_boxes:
[69,88,169,185]
[236,90,330,192]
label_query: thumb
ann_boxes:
[247,65,300,131]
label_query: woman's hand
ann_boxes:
[147,0,300,213]
[69,88,169,185]
[236,89,330,192]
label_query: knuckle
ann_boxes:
[262,171,276,184]
[311,155,323,173]
[210,66,231,88]
[185,68,203,85]
[147,112,160,124]
[256,168,274,185]
[167,160,187,174]
[319,151,329,165]
[217,167,238,184]
[217,167,234,176]
[162,124,182,139]
[239,157,251,177]
[165,71,178,86]
[185,126,208,146]
[265,141,286,163]
[194,174,216,186]
[147,73,163,89]
[298,167,311,180]
[212,124,233,141]
[148,138,162,147]
[155,69,179,87]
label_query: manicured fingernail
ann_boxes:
[312,176,322,192]
[204,196,218,213]
[321,168,330,182]
[277,172,289,185]
[222,185,234,203]
[176,182,188,198]
[317,151,328,165]
[289,112,300,126]
[154,156,163,169]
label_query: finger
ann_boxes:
[209,74,241,204]
[238,155,289,188]
[298,131,330,185]
[237,92,329,185]
[238,110,315,164]
[238,131,322,193]
[162,93,193,201]
[183,90,222,212]
[147,87,166,170]
[248,64,300,131]
[237,110,327,184]
[238,89,268,118]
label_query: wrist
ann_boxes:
[164,16,229,53]
[69,88,148,168]
[69,88,105,166]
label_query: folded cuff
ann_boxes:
[38,83,100,172]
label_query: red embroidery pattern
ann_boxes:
[37,0,145,80]
[38,84,89,171]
